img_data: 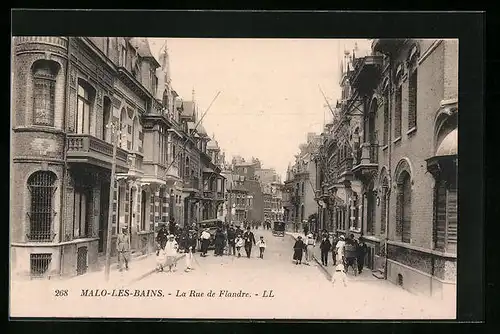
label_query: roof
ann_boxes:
[197,123,208,137]
[436,128,458,156]
[129,38,160,67]
[207,139,219,150]
[181,101,196,119]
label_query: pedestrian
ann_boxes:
[156,224,168,250]
[356,239,368,274]
[344,235,358,275]
[304,233,315,264]
[335,235,346,265]
[200,228,211,257]
[331,262,348,288]
[168,217,176,235]
[293,236,305,265]
[187,229,197,254]
[164,234,178,272]
[117,226,131,271]
[320,234,332,266]
[227,224,236,256]
[185,246,194,272]
[214,228,225,256]
[235,234,244,258]
[256,236,266,259]
[303,224,309,236]
[156,245,166,272]
[243,226,256,258]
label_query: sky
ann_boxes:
[148,38,371,181]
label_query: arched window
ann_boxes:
[132,116,140,151]
[185,156,190,178]
[102,97,111,141]
[32,60,60,126]
[407,44,420,132]
[380,176,389,235]
[27,171,57,241]
[76,79,95,134]
[396,170,412,243]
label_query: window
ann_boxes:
[30,253,52,278]
[27,171,56,241]
[301,182,305,195]
[433,179,457,253]
[366,190,376,235]
[76,81,94,134]
[383,89,389,145]
[185,157,190,178]
[73,187,92,238]
[131,117,137,151]
[408,69,418,130]
[103,97,111,141]
[394,86,402,139]
[119,108,127,149]
[396,171,412,243]
[32,60,58,126]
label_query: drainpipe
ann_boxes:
[60,36,72,277]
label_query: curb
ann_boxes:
[287,233,332,281]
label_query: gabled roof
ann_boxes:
[129,38,160,68]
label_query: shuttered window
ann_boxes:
[408,69,418,130]
[394,87,402,139]
[433,180,458,253]
[401,173,412,243]
[380,189,387,234]
[383,90,389,145]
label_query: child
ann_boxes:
[185,246,194,272]
[331,262,348,288]
[156,245,166,272]
[164,234,179,272]
[235,234,244,258]
[256,236,266,259]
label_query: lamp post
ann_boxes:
[104,121,121,282]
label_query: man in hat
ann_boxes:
[156,224,168,250]
[117,226,131,271]
[243,226,256,258]
[168,217,176,235]
[227,224,236,256]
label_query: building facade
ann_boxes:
[284,133,321,232]
[314,39,458,303]
[10,37,226,279]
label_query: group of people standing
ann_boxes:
[292,233,316,265]
[210,224,267,259]
[155,218,196,273]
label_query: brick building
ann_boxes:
[313,39,458,302]
[10,37,225,279]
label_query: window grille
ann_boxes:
[76,246,88,275]
[30,253,51,278]
[27,171,56,242]
[33,77,55,126]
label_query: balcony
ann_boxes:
[66,134,129,173]
[202,190,214,200]
[335,157,353,183]
[350,55,384,94]
[127,153,143,176]
[352,143,379,181]
[183,177,200,193]
[372,39,408,56]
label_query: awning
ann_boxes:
[203,167,215,174]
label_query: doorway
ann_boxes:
[98,182,110,254]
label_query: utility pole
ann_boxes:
[104,121,120,282]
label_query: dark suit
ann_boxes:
[243,231,256,258]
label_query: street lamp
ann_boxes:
[104,121,122,282]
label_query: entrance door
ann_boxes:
[98,182,110,253]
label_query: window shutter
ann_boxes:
[408,70,418,130]
[395,88,402,138]
[402,178,412,243]
[447,187,458,252]
[395,189,403,237]
[380,190,387,234]
[434,180,447,250]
